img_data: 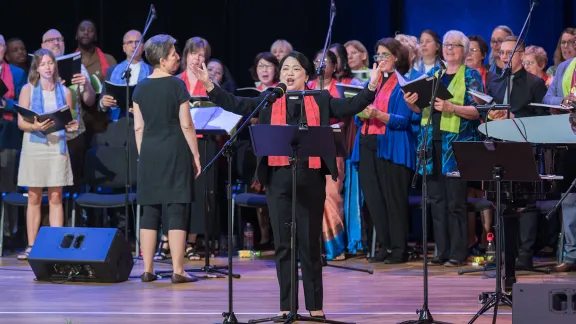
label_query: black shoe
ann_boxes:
[171,273,198,284]
[368,249,390,263]
[309,311,326,319]
[141,272,157,282]
[516,254,533,269]
[428,256,447,266]
[444,259,468,267]
[383,253,408,264]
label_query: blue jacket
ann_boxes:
[1,64,27,149]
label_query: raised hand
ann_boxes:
[368,61,386,87]
[191,62,211,88]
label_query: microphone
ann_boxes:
[331,0,337,16]
[150,4,157,20]
[438,58,446,71]
[286,89,323,96]
[265,83,287,103]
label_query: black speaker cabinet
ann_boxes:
[513,283,576,323]
[28,227,134,283]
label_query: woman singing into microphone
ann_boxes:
[192,51,384,319]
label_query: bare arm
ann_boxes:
[17,84,34,132]
[132,102,144,154]
[179,101,200,158]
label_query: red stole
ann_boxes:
[180,72,207,96]
[268,97,322,169]
[75,47,110,76]
[362,72,398,135]
[1,61,15,121]
[339,77,353,85]
[257,83,278,91]
[542,73,549,84]
[478,66,488,93]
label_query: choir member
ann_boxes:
[329,43,362,85]
[488,25,513,74]
[75,20,117,82]
[404,30,483,267]
[270,39,293,62]
[4,37,28,74]
[250,52,280,91]
[132,34,201,283]
[308,50,347,261]
[207,58,237,93]
[353,38,416,264]
[15,49,79,260]
[0,34,26,193]
[100,30,153,121]
[344,40,369,71]
[466,35,496,91]
[543,42,576,273]
[523,46,550,86]
[41,28,96,192]
[416,29,443,73]
[193,51,384,319]
[546,28,576,82]
[486,36,547,273]
[395,34,422,79]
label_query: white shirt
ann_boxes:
[127,62,141,86]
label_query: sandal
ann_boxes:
[185,242,202,261]
[332,253,346,261]
[17,245,33,261]
[153,240,171,261]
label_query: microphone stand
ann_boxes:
[400,64,450,324]
[207,90,283,324]
[315,0,336,91]
[121,6,154,247]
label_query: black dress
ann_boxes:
[133,76,194,205]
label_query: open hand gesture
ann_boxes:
[191,62,211,88]
[368,61,387,87]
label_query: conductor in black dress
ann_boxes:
[192,51,384,318]
[132,34,202,284]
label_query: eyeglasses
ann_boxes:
[43,37,64,44]
[123,40,140,46]
[443,43,464,49]
[490,39,504,45]
[313,58,330,65]
[522,60,536,66]
[561,40,576,47]
[498,50,524,57]
[469,48,481,53]
[257,63,274,70]
[373,53,391,61]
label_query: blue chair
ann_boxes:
[70,145,140,255]
[232,189,267,249]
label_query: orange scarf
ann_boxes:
[362,72,398,135]
[180,72,207,96]
[478,66,487,93]
[268,97,322,168]
[308,78,340,124]
[75,47,110,76]
[339,77,353,85]
[257,82,278,91]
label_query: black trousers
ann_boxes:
[503,209,539,289]
[428,140,468,262]
[266,164,326,311]
[141,203,188,231]
[358,136,412,256]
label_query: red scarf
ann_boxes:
[257,82,278,91]
[1,61,15,121]
[180,72,207,96]
[478,66,488,93]
[362,72,398,135]
[75,47,110,76]
[542,73,549,84]
[268,97,321,168]
[339,77,353,85]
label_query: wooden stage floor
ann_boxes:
[0,253,574,324]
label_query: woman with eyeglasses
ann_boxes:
[466,35,496,92]
[523,46,550,86]
[250,52,280,91]
[404,30,484,267]
[308,50,349,261]
[351,38,417,264]
[416,29,444,74]
[488,26,514,74]
[546,28,576,84]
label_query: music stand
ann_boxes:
[247,125,352,324]
[451,141,540,324]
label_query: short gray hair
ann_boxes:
[144,34,176,68]
[443,30,470,57]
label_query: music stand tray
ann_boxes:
[452,141,539,324]
[248,124,353,324]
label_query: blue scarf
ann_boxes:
[108,61,152,121]
[30,83,67,154]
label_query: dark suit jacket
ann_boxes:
[208,84,376,185]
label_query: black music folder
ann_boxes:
[15,104,73,134]
[397,71,453,109]
[235,87,264,98]
[104,81,135,110]
[56,52,82,86]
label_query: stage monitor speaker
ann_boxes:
[28,227,133,283]
[513,283,576,323]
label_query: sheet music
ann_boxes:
[190,107,242,135]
